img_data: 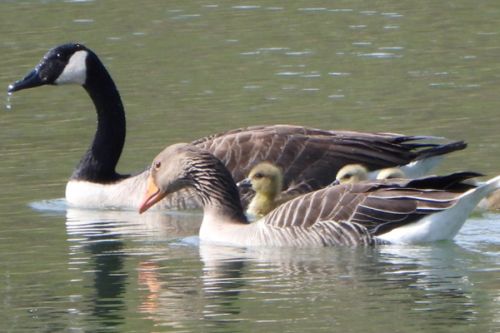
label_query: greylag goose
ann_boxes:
[139,143,500,247]
[8,43,467,210]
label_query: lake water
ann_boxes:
[1,1,500,332]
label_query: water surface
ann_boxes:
[1,1,499,332]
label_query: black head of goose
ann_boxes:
[9,43,467,210]
[9,43,125,183]
[140,143,500,247]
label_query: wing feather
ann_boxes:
[261,180,464,238]
[193,125,466,206]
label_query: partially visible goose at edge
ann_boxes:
[139,143,500,247]
[477,190,500,211]
[8,43,467,210]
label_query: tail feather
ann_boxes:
[415,140,467,160]
[458,174,500,212]
[406,171,483,191]
[478,174,500,197]
[399,141,467,178]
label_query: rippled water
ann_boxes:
[1,1,500,332]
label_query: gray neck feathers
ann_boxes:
[189,155,248,223]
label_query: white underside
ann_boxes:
[65,174,147,210]
[377,204,471,244]
[378,175,500,244]
[399,156,442,179]
[199,210,263,247]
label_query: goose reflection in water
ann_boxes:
[131,242,494,331]
[65,207,202,240]
[64,206,202,331]
[60,205,498,331]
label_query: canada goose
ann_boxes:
[139,143,499,247]
[8,43,467,210]
[237,162,285,218]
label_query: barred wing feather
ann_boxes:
[261,181,463,240]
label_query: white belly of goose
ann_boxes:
[378,175,500,244]
[65,177,146,210]
[377,207,468,244]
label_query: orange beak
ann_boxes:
[139,175,167,214]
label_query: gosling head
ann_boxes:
[335,164,369,185]
[376,167,405,180]
[238,162,283,197]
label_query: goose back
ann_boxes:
[193,125,467,203]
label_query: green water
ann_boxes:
[1,1,499,332]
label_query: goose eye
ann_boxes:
[154,161,161,170]
[254,172,263,179]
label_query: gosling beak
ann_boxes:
[236,178,252,189]
[330,179,340,186]
[139,175,167,214]
[8,68,45,93]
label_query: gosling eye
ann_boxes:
[342,173,352,180]
[253,172,264,179]
[154,161,162,170]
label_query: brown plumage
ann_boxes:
[194,125,467,207]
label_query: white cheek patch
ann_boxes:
[55,50,88,85]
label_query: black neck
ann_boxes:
[71,52,127,183]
